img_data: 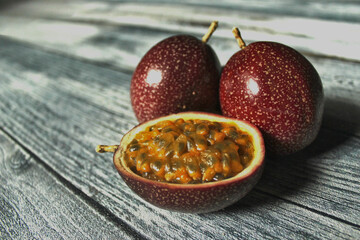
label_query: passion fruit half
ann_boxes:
[98,112,265,213]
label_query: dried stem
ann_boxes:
[232,27,246,49]
[96,145,118,153]
[202,21,218,43]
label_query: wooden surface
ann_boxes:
[0,0,359,239]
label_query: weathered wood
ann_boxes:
[1,1,360,238]
[0,130,140,239]
[172,0,360,23]
[1,0,360,62]
[258,128,360,225]
[1,21,359,138]
[5,0,360,23]
[0,36,358,239]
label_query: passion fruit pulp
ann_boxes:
[124,118,255,184]
[108,112,265,213]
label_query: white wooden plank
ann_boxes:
[1,17,359,137]
[0,37,359,239]
[1,0,360,61]
[172,0,360,23]
[0,130,138,239]
[258,128,360,225]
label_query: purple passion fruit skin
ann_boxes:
[113,112,265,213]
[220,41,324,156]
[131,35,221,123]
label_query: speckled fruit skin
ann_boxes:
[220,42,324,156]
[131,35,221,123]
[113,112,265,213]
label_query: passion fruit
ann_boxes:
[220,28,324,156]
[97,112,265,213]
[131,21,221,123]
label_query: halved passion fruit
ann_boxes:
[98,112,265,213]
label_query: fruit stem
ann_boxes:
[96,145,118,153]
[232,27,246,49]
[202,21,218,43]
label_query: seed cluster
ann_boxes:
[124,119,254,184]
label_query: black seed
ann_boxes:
[165,149,174,158]
[172,160,183,170]
[164,163,171,172]
[174,141,186,156]
[136,152,147,164]
[207,138,215,145]
[199,163,207,172]
[213,173,225,181]
[130,166,137,173]
[196,124,208,134]
[212,122,223,130]
[213,142,226,151]
[194,135,207,149]
[208,155,217,166]
[174,119,184,125]
[151,160,162,172]
[241,154,251,165]
[158,139,166,147]
[130,156,136,165]
[187,163,197,172]
[189,180,201,184]
[130,139,138,144]
[179,123,187,131]
[228,150,240,162]
[209,130,216,139]
[162,126,174,133]
[187,138,195,151]
[201,150,218,167]
[124,152,129,161]
[221,153,231,165]
[228,129,239,139]
[129,144,140,152]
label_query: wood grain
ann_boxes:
[4,0,360,23]
[0,36,358,239]
[0,130,140,239]
[2,5,360,138]
[1,1,359,239]
[1,21,359,137]
[1,0,360,62]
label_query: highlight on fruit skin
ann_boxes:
[108,112,265,213]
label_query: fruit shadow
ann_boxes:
[219,97,358,213]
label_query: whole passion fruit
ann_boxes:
[131,21,221,123]
[220,28,324,156]
[98,112,265,213]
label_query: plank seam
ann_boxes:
[254,188,360,229]
[0,126,148,240]
[0,34,135,75]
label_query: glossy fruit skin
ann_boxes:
[113,112,265,213]
[220,42,324,156]
[131,35,221,123]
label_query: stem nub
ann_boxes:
[232,27,246,49]
[96,145,118,153]
[202,21,218,43]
